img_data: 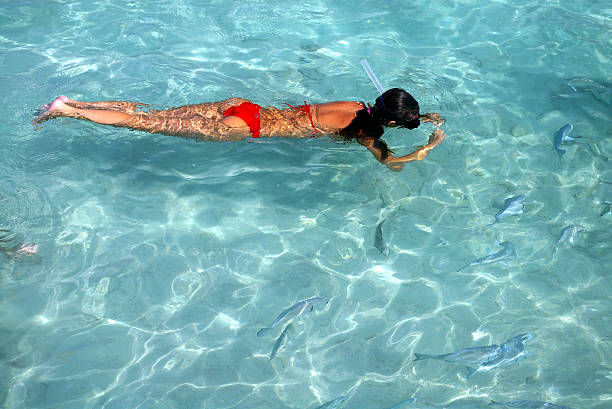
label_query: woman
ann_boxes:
[34,88,445,171]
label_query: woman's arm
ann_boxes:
[360,127,446,171]
[390,127,446,163]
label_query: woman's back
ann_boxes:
[310,101,364,131]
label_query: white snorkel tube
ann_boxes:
[361,58,385,95]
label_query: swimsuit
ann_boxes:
[285,101,319,135]
[223,101,262,138]
[223,100,319,138]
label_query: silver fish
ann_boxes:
[553,224,586,255]
[470,333,533,377]
[457,241,516,272]
[553,123,579,159]
[374,219,389,256]
[490,400,573,409]
[414,345,501,367]
[489,195,526,225]
[556,225,586,245]
[257,296,328,337]
[269,323,293,360]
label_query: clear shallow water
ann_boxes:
[0,1,610,408]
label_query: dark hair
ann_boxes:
[375,88,421,129]
[335,88,420,160]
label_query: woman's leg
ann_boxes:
[32,96,232,139]
[33,96,248,140]
[33,97,131,125]
[61,96,148,114]
[39,96,209,120]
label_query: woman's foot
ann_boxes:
[57,95,82,107]
[32,96,71,125]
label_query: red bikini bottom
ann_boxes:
[223,100,319,138]
[223,101,261,137]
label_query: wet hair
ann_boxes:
[335,88,420,160]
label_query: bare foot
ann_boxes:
[32,96,70,125]
[58,95,82,106]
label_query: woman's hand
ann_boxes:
[426,128,446,149]
[420,113,445,127]
[368,122,446,170]
[403,128,445,163]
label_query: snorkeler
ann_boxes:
[33,88,445,171]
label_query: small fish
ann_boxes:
[553,123,579,159]
[489,195,526,225]
[457,241,516,272]
[552,225,586,256]
[490,400,573,409]
[470,333,533,377]
[257,296,328,337]
[556,225,586,245]
[374,219,389,256]
[269,323,293,360]
[414,345,501,367]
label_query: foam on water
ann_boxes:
[1,1,611,408]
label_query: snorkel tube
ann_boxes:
[361,59,385,95]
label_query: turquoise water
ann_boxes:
[1,1,610,408]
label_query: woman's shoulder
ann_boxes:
[314,101,365,130]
